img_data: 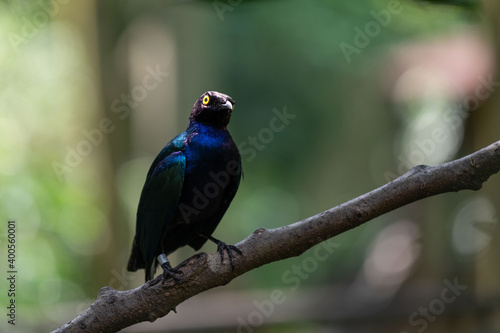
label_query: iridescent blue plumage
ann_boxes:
[127,91,242,282]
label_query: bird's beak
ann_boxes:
[222,100,234,111]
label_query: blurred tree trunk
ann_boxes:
[469,0,500,325]
[92,1,131,286]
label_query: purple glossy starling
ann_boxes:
[127,91,242,282]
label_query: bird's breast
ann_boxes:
[184,128,239,169]
[178,128,240,221]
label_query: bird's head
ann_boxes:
[189,91,235,128]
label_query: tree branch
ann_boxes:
[53,140,500,333]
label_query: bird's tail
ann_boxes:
[127,238,145,272]
[127,237,159,281]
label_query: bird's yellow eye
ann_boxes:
[202,95,210,105]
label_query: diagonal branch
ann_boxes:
[53,140,500,333]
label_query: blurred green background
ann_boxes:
[1,0,500,332]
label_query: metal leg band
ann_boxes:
[157,254,169,266]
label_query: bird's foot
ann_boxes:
[217,242,242,271]
[196,233,243,271]
[160,262,185,283]
[157,254,184,283]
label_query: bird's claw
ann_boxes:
[160,262,185,283]
[217,242,242,271]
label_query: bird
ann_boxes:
[127,91,242,282]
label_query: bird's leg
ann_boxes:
[157,254,184,283]
[197,233,242,271]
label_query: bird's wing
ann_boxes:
[136,133,187,274]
